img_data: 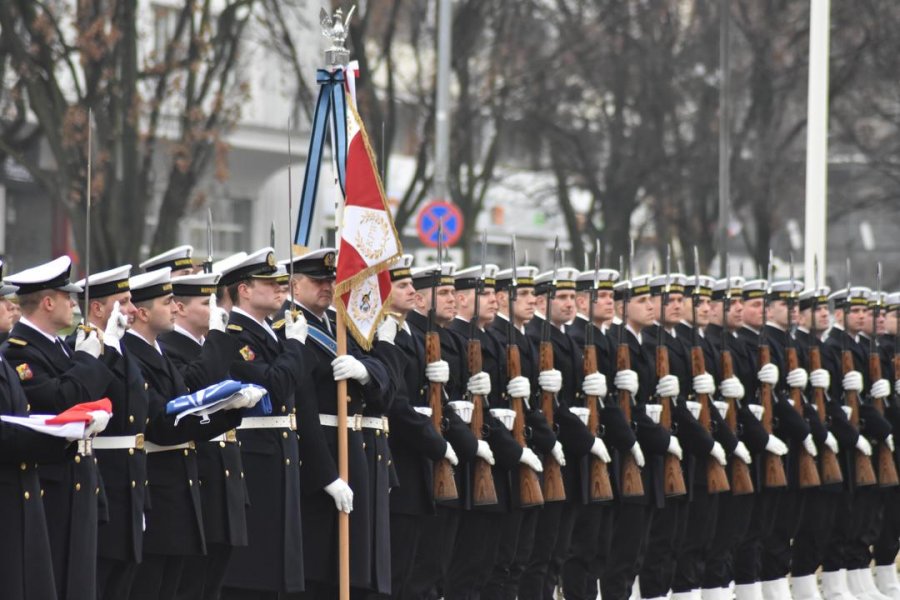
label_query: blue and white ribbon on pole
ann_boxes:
[294,68,349,247]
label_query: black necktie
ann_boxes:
[57,339,72,359]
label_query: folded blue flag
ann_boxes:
[166,380,245,415]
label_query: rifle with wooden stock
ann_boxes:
[428,223,458,502]
[616,249,645,498]
[841,260,878,488]
[759,254,788,488]
[657,248,686,497]
[691,248,730,493]
[585,240,613,502]
[468,231,499,506]
[507,236,544,508]
[787,256,821,489]
[538,238,566,502]
[809,258,843,485]
[869,263,899,487]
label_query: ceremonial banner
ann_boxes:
[334,99,402,350]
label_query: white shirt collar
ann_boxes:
[174,323,205,346]
[232,307,279,342]
[626,323,642,345]
[295,300,332,335]
[126,329,163,355]
[496,311,525,335]
[18,315,63,345]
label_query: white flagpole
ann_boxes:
[804,0,831,286]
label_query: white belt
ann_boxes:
[93,434,145,451]
[208,429,239,443]
[319,414,389,432]
[413,406,433,417]
[144,441,195,454]
[238,415,297,431]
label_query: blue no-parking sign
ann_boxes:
[416,201,464,248]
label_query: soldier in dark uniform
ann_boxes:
[2,255,114,600]
[754,281,823,599]
[159,271,247,600]
[69,265,150,599]
[0,281,17,344]
[403,263,484,599]
[372,255,457,599]
[445,264,526,599]
[482,265,553,600]
[564,268,639,600]
[819,287,890,599]
[217,248,310,599]
[124,267,248,600]
[873,291,900,598]
[140,245,198,277]
[280,247,394,598]
[521,267,609,600]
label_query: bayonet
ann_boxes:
[205,208,214,274]
[287,119,296,309]
[83,108,92,326]
[692,246,701,347]
[471,230,487,340]
[270,220,276,251]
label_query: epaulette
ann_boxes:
[272,319,286,330]
[6,338,27,346]
[226,324,243,332]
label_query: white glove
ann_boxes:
[710,441,727,466]
[519,447,543,472]
[377,317,399,345]
[667,436,683,460]
[444,443,459,466]
[719,377,745,401]
[887,434,895,453]
[590,438,611,463]
[84,410,111,438]
[630,442,646,467]
[803,434,818,457]
[842,370,863,392]
[810,369,830,389]
[735,441,752,465]
[825,431,839,454]
[582,372,608,398]
[871,378,890,399]
[693,373,715,395]
[467,372,491,397]
[758,363,779,386]
[324,478,354,513]
[539,369,563,394]
[507,376,531,400]
[656,374,680,399]
[551,441,567,466]
[426,360,450,384]
[103,300,128,348]
[75,328,102,358]
[765,435,788,456]
[615,370,639,395]
[787,368,809,389]
[476,440,496,465]
[856,436,872,456]
[240,386,266,409]
[283,310,308,344]
[331,355,372,385]
[208,293,228,333]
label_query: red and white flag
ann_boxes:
[334,97,402,350]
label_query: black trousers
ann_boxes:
[873,489,900,565]
[177,543,234,600]
[791,490,839,576]
[638,499,686,598]
[844,487,885,570]
[482,507,539,600]
[384,514,423,600]
[761,488,807,580]
[98,557,139,600]
[404,506,459,599]
[518,501,566,600]
[703,492,754,588]
[562,502,613,600]
[733,488,781,585]
[445,510,504,599]
[600,502,653,600]
[130,554,187,600]
[671,489,719,592]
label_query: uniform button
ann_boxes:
[189,479,193,486]
[94,457,98,464]
[131,481,136,488]
[376,430,381,437]
[26,404,31,411]
[378,454,382,461]
[24,491,30,500]
[128,448,134,455]
[225,469,230,477]
[292,408,297,414]
[240,471,245,478]
[144,383,149,390]
[282,431,288,439]
[95,487,99,495]
[74,455,81,464]
[183,449,189,456]
[281,406,287,414]
[41,489,45,497]
[144,480,149,486]
[285,458,291,466]
[75,483,81,491]
[129,415,135,423]
[219,441,226,448]
[19,462,26,471]
[146,418,150,425]
[388,459,392,466]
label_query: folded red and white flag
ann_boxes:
[2,398,112,439]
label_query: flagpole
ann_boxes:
[336,309,350,600]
